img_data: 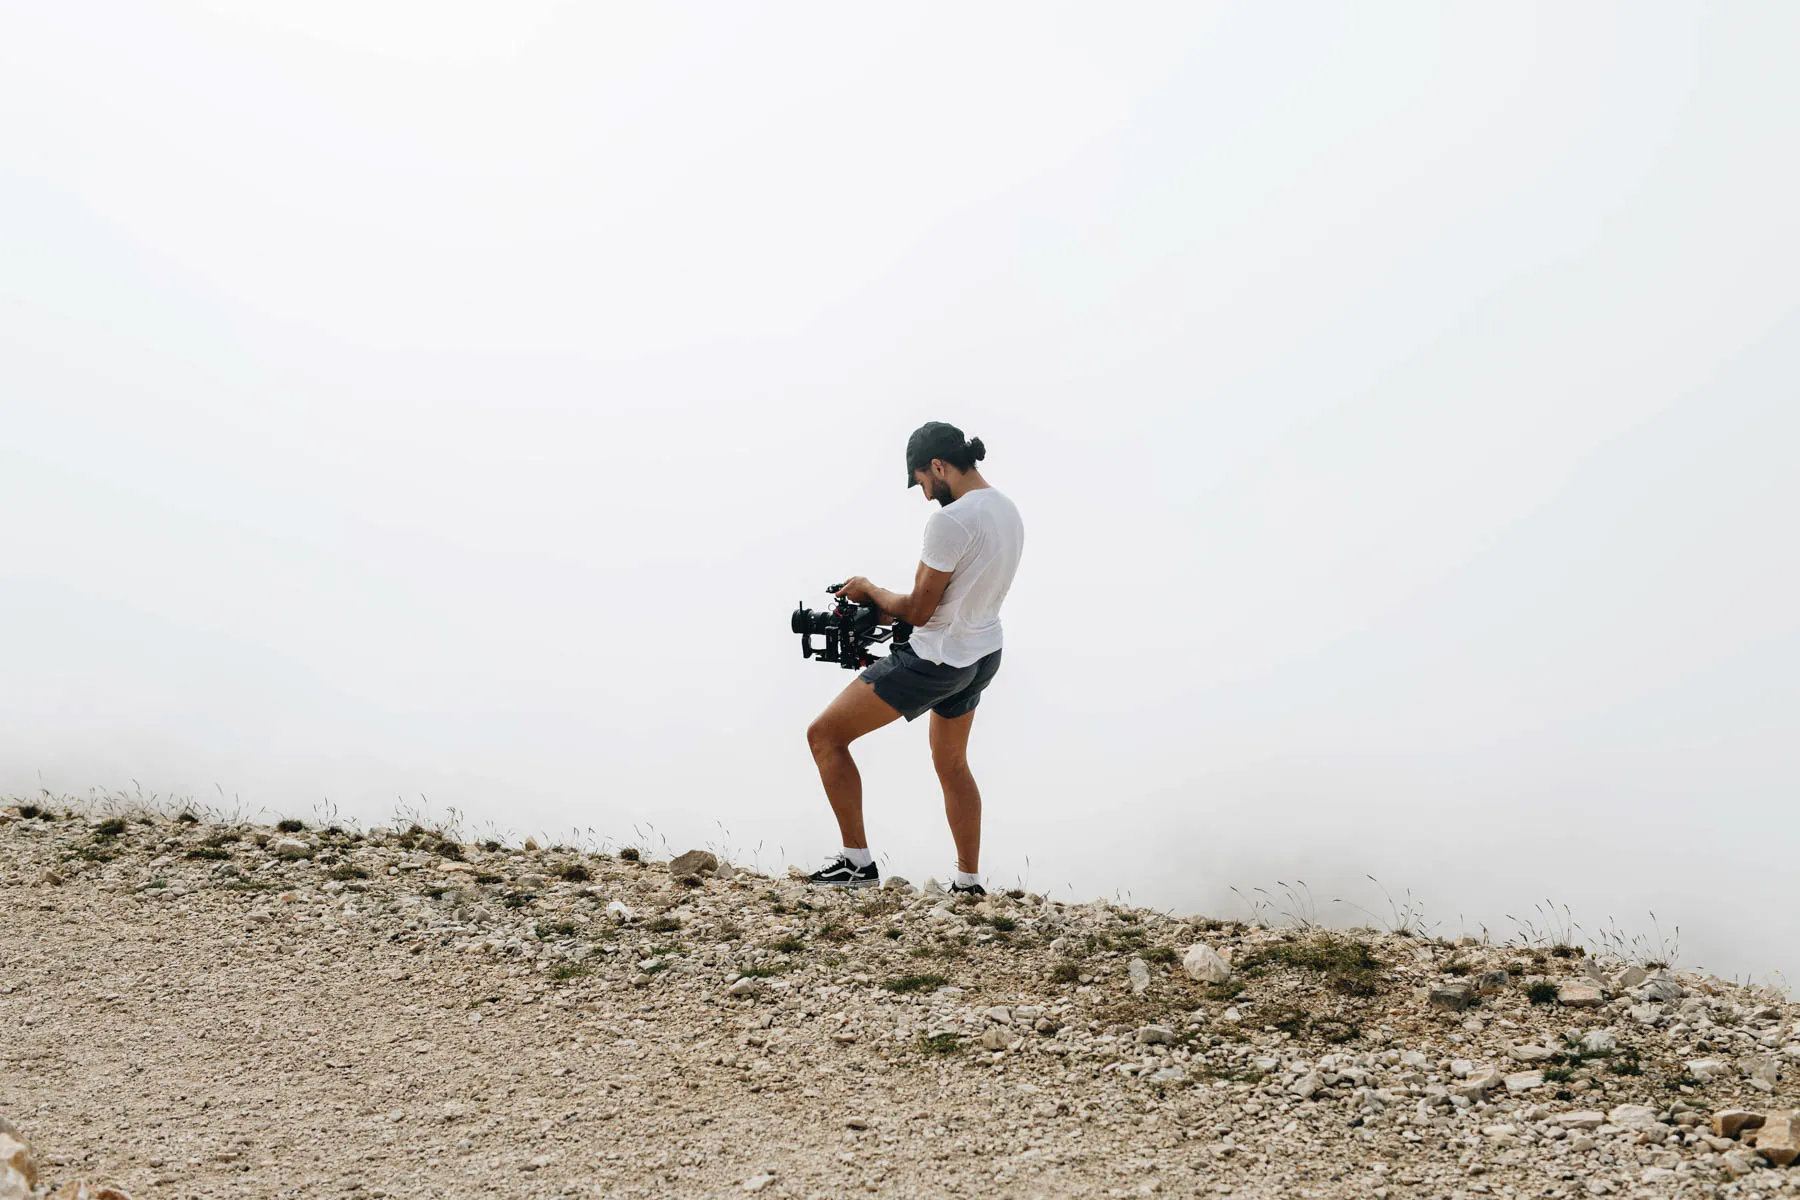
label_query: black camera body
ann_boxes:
[791,584,912,669]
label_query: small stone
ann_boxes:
[1508,1044,1553,1063]
[1556,982,1605,1008]
[271,838,315,860]
[1504,1070,1544,1094]
[1453,1066,1504,1101]
[1617,965,1648,988]
[1753,1109,1799,1167]
[1607,1104,1661,1130]
[1181,944,1231,984]
[1720,1148,1760,1178]
[1429,985,1474,1013]
[668,849,719,879]
[48,1184,135,1200]
[522,836,540,851]
[605,900,633,924]
[881,875,910,891]
[36,868,63,887]
[1557,1111,1605,1131]
[727,978,757,997]
[1580,1030,1618,1056]
[983,1006,1014,1025]
[979,1027,1009,1051]
[0,1118,38,1198]
[1151,1065,1185,1084]
[845,1117,868,1130]
[1137,1025,1176,1046]
[1128,958,1150,995]
[1634,977,1685,1002]
[742,1172,777,1193]
[1292,1071,1325,1099]
[1685,1059,1729,1082]
[1474,970,1510,994]
[1713,1109,1766,1140]
[1749,1058,1781,1093]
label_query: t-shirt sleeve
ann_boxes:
[920,510,972,573]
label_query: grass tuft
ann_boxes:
[885,973,949,994]
[276,818,305,833]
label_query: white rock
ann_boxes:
[271,838,315,860]
[742,1172,777,1192]
[605,900,633,924]
[1581,1030,1618,1055]
[0,1117,37,1200]
[1292,1071,1325,1099]
[1557,1111,1605,1131]
[1684,1059,1728,1082]
[983,1006,1014,1025]
[1137,1025,1176,1046]
[1508,1044,1553,1063]
[1504,1070,1545,1094]
[1182,944,1232,985]
[1127,958,1150,995]
[1607,1104,1661,1130]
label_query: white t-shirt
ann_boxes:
[908,487,1024,667]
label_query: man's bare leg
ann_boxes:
[929,709,980,872]
[807,679,902,849]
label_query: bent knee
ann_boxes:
[807,719,843,756]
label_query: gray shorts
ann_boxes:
[861,644,1003,722]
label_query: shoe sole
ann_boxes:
[809,878,880,889]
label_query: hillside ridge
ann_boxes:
[1,801,1795,1199]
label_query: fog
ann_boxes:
[4,3,1796,981]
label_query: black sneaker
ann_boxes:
[807,854,879,888]
[949,880,986,896]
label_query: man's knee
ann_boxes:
[807,717,842,758]
[932,749,969,778]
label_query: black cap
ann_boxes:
[905,421,966,487]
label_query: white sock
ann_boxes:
[842,846,874,868]
[954,869,981,889]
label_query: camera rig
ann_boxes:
[791,584,912,670]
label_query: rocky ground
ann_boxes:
[2,801,1796,1200]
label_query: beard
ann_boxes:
[931,478,954,506]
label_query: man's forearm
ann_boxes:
[867,585,915,625]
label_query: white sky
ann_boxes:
[3,2,1796,980]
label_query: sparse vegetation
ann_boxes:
[553,861,591,882]
[92,818,127,840]
[885,973,949,994]
[916,1033,962,1055]
[1527,982,1558,1005]
[618,847,641,862]
[276,818,305,833]
[328,864,369,880]
[1242,933,1384,996]
[766,935,805,953]
[185,846,229,860]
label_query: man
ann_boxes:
[804,422,1025,895]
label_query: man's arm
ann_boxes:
[839,562,952,626]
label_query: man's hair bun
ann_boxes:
[968,436,986,462]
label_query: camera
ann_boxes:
[791,584,912,669]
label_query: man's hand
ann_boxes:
[837,576,875,603]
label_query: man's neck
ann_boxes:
[947,469,990,503]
